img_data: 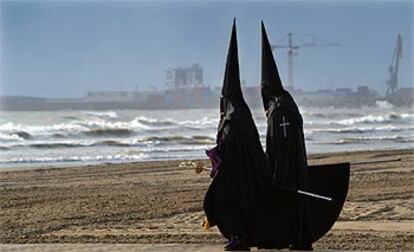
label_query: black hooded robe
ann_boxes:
[203,20,277,246]
[204,102,269,242]
[204,20,350,249]
[265,93,314,247]
[261,21,350,248]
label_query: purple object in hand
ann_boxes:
[206,137,224,178]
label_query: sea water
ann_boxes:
[0,102,413,168]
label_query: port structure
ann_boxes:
[386,34,403,96]
[271,33,339,89]
[164,63,204,91]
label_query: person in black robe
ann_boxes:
[260,21,314,250]
[203,20,350,251]
[203,20,269,251]
[260,21,350,250]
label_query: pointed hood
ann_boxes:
[221,19,243,101]
[261,21,284,110]
[218,19,256,138]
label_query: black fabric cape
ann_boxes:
[261,21,350,247]
[203,20,268,244]
[203,20,295,247]
[264,91,316,247]
[204,20,350,249]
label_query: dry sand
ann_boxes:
[0,149,413,251]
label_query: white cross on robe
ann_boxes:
[279,116,290,138]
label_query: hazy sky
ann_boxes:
[1,0,413,98]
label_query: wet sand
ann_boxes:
[1,149,413,251]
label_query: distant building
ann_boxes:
[291,85,377,107]
[165,63,204,90]
[84,91,135,103]
[335,88,353,96]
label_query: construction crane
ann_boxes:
[272,33,339,89]
[386,34,403,96]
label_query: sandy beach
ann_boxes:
[1,149,413,251]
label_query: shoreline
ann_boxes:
[1,148,413,250]
[1,148,412,172]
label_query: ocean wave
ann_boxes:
[0,153,148,164]
[302,112,327,118]
[0,122,88,139]
[84,128,134,137]
[312,125,406,134]
[375,100,394,109]
[302,110,362,119]
[84,111,119,119]
[52,133,67,138]
[145,136,187,142]
[97,137,213,148]
[345,135,408,142]
[325,135,411,145]
[99,140,131,147]
[10,131,32,139]
[178,117,218,129]
[132,116,217,130]
[148,153,206,161]
[102,135,215,147]
[0,114,219,142]
[0,139,132,149]
[145,135,215,145]
[29,142,95,149]
[0,133,216,150]
[139,145,207,153]
[135,116,176,127]
[0,140,96,149]
[0,132,26,142]
[337,113,414,125]
[0,119,148,140]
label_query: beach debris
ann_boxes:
[179,161,210,174]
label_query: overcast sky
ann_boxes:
[1,0,413,98]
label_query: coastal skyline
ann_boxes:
[1,0,413,98]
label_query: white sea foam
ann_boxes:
[309,125,406,134]
[0,153,148,164]
[84,111,119,118]
[0,122,88,137]
[0,132,25,142]
[375,100,394,109]
[319,135,412,145]
[178,117,218,129]
[1,108,412,167]
[337,113,414,125]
